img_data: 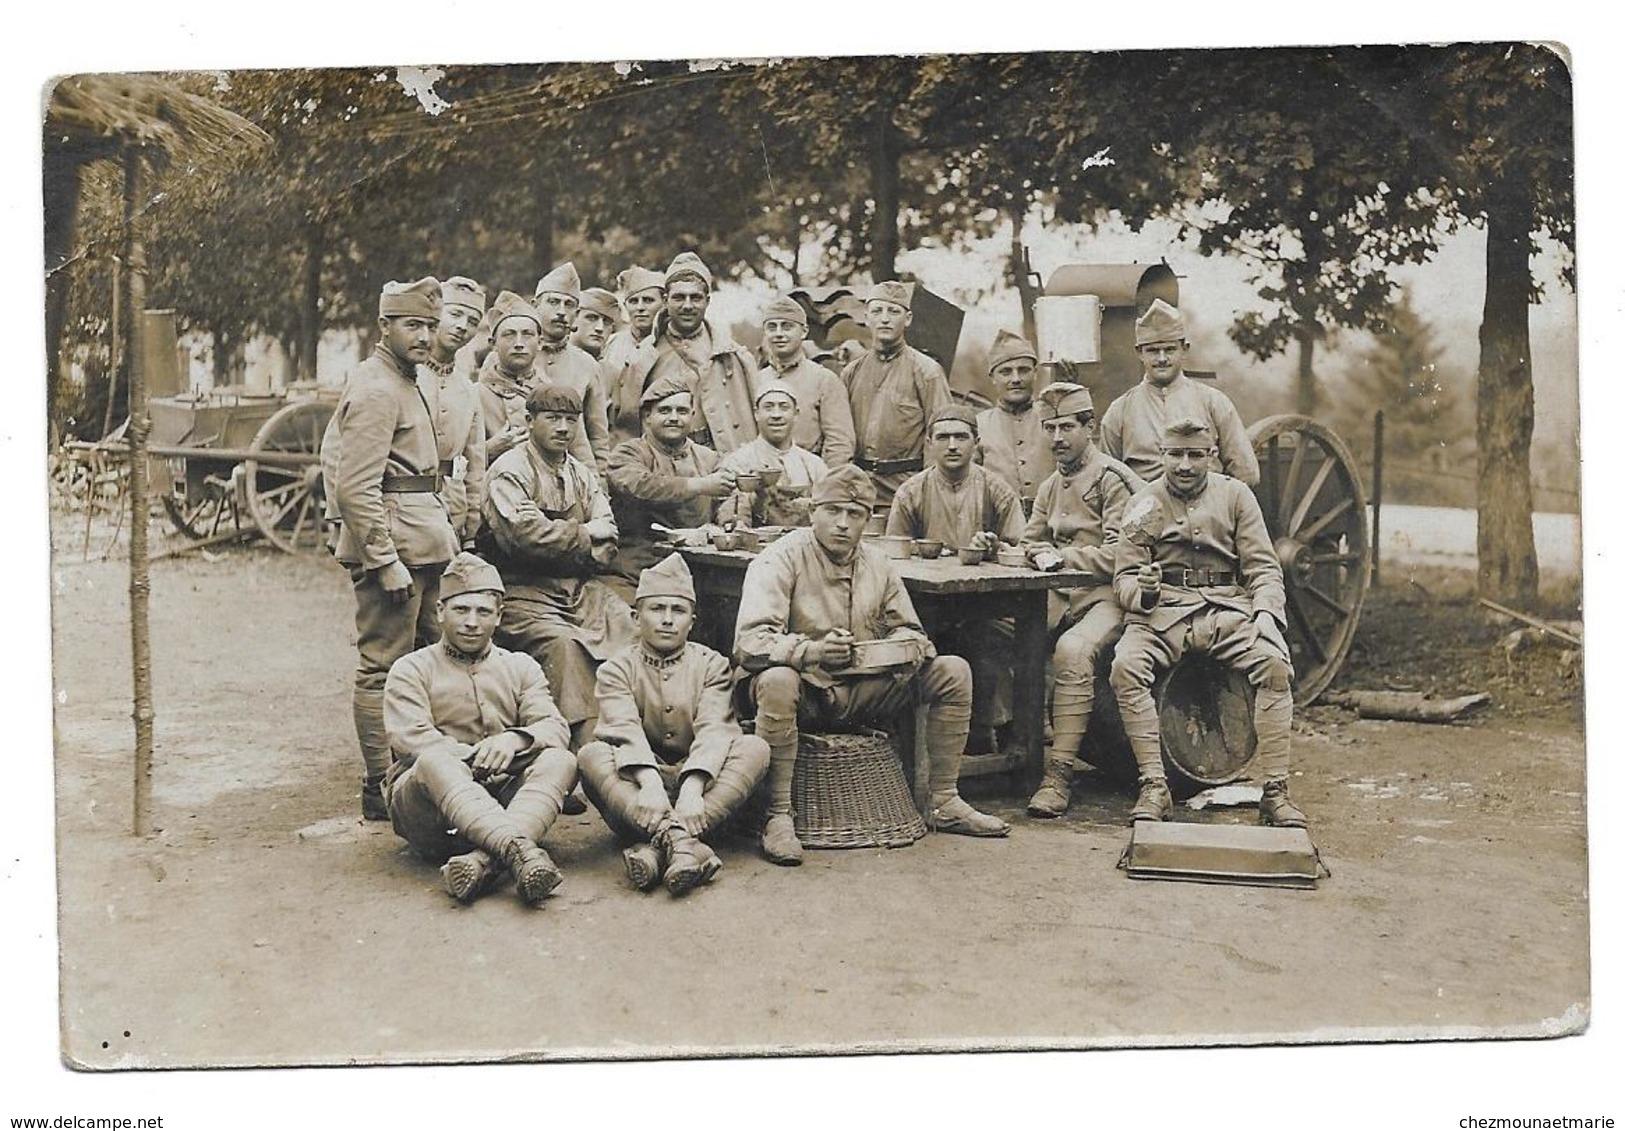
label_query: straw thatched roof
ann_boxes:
[45,72,271,163]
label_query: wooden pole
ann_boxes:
[123,148,155,837]
[1370,409,1384,589]
[102,252,121,439]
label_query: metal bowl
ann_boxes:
[851,638,918,669]
[735,473,763,493]
[913,538,944,559]
[956,545,986,565]
[711,532,741,551]
[757,467,784,489]
[996,548,1027,568]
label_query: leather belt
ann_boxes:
[1163,566,1235,587]
[381,474,442,493]
[855,455,925,476]
[438,460,456,476]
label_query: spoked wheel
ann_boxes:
[1249,414,1371,704]
[242,400,334,553]
[161,473,240,541]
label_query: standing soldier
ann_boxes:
[1018,383,1144,817]
[420,275,488,549]
[1109,418,1305,827]
[478,291,599,472]
[533,262,613,475]
[757,295,855,467]
[717,379,829,529]
[577,553,770,895]
[1100,299,1259,487]
[602,265,666,442]
[382,553,579,906]
[736,464,1010,866]
[976,329,1053,513]
[323,277,460,819]
[572,286,621,362]
[481,385,635,750]
[843,280,954,508]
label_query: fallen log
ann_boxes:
[1322,690,1491,723]
[1478,598,1583,646]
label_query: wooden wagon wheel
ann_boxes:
[1248,414,1371,704]
[242,400,334,553]
[160,473,239,541]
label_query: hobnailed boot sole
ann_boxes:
[508,845,564,905]
[664,845,722,896]
[623,843,662,891]
[441,850,499,903]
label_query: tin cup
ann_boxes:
[735,473,763,493]
[913,538,944,559]
[957,545,985,566]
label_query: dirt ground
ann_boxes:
[44,532,1592,1073]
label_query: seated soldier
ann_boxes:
[1110,417,1306,828]
[577,553,770,895]
[886,403,1025,752]
[736,464,1010,866]
[717,378,830,529]
[480,384,636,749]
[383,553,579,906]
[1018,383,1144,816]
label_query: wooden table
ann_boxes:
[675,544,1093,799]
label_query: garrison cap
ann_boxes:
[753,378,800,407]
[865,280,914,310]
[578,287,622,321]
[440,552,505,598]
[440,276,487,315]
[379,276,442,320]
[665,250,713,289]
[1134,299,1187,346]
[616,265,667,297]
[640,372,694,409]
[986,328,1038,373]
[635,552,697,604]
[526,384,584,416]
[761,296,810,328]
[489,290,544,334]
[810,463,877,511]
[534,262,582,299]
[1161,416,1215,446]
[928,403,981,435]
[1037,382,1095,421]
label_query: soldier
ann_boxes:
[532,262,613,475]
[885,404,1025,752]
[323,277,460,820]
[757,295,856,466]
[1109,417,1306,827]
[975,329,1053,512]
[382,553,579,905]
[716,379,829,529]
[577,553,770,895]
[1099,299,1259,487]
[843,280,954,507]
[480,384,635,749]
[605,374,733,598]
[420,275,488,549]
[1018,383,1144,817]
[477,291,595,472]
[572,286,621,361]
[602,265,666,442]
[736,464,1010,866]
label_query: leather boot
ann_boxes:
[503,836,564,905]
[929,795,1011,837]
[441,849,499,903]
[760,813,803,866]
[1129,777,1172,824]
[658,821,721,895]
[1026,753,1076,818]
[1260,779,1308,828]
[622,843,661,891]
[361,774,389,821]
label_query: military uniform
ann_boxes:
[477,354,599,472]
[617,318,760,454]
[716,435,829,528]
[977,403,1052,509]
[605,432,722,591]
[843,343,953,507]
[418,351,486,546]
[534,340,613,475]
[1100,374,1259,487]
[761,351,856,467]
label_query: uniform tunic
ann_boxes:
[606,435,722,586]
[417,353,486,545]
[761,353,857,467]
[1021,449,1142,624]
[841,344,953,505]
[481,443,636,726]
[716,436,828,528]
[976,402,1053,507]
[1099,373,1259,487]
[534,338,613,475]
[475,356,599,472]
[620,317,760,454]
[601,330,656,443]
[885,465,1025,550]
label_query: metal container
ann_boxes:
[913,538,944,558]
[851,638,918,669]
[956,545,985,565]
[996,547,1027,568]
[864,534,916,560]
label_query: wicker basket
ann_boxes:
[792,729,927,849]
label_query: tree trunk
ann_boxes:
[1475,184,1539,604]
[1294,326,1317,417]
[123,149,155,836]
[533,196,555,269]
[296,217,324,384]
[1009,197,1038,347]
[869,107,900,281]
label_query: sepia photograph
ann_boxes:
[11,6,1620,1128]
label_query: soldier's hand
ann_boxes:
[821,629,854,670]
[969,530,997,552]
[631,777,670,830]
[1137,562,1162,593]
[673,780,708,836]
[584,517,617,543]
[694,471,734,498]
[377,561,414,604]
[469,732,522,779]
[1254,610,1290,657]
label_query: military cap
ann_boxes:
[928,403,981,435]
[640,372,694,409]
[488,290,544,334]
[440,276,487,315]
[616,265,667,296]
[534,262,582,299]
[378,276,442,320]
[810,463,877,511]
[865,280,914,310]
[440,551,505,598]
[1134,299,1187,346]
[1162,416,1215,446]
[635,552,697,604]
[1037,382,1095,421]
[761,296,809,328]
[578,287,622,322]
[753,378,800,407]
[526,384,584,416]
[665,250,713,289]
[986,328,1037,373]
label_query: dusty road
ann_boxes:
[44,545,1590,1073]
